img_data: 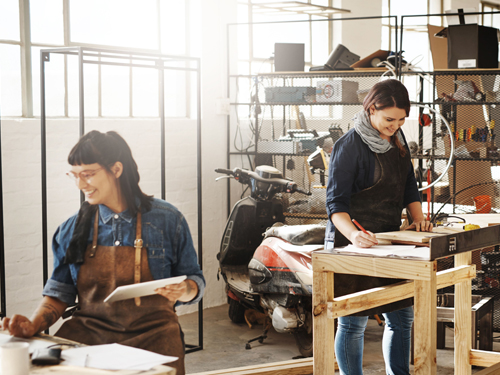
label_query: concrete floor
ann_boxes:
[180,304,499,374]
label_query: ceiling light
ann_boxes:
[252,1,350,17]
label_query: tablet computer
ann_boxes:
[103,275,187,303]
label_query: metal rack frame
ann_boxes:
[226,15,399,216]
[398,10,500,78]
[40,46,203,353]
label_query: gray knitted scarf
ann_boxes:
[353,110,405,153]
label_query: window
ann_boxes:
[482,2,500,27]
[0,0,200,118]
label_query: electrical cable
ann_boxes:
[430,180,500,223]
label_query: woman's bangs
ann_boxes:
[68,142,101,166]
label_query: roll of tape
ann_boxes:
[370,57,382,67]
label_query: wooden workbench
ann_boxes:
[312,217,500,375]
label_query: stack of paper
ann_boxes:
[61,343,177,370]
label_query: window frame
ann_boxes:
[0,0,196,118]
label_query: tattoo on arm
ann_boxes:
[39,303,61,331]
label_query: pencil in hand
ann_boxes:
[352,219,369,234]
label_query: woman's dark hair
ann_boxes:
[64,130,153,264]
[363,79,411,157]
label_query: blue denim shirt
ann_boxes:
[42,198,205,306]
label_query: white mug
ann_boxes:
[0,342,30,375]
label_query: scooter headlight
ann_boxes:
[248,258,272,284]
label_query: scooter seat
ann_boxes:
[264,223,326,245]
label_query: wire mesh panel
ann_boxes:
[421,69,500,331]
[427,70,500,219]
[229,70,386,225]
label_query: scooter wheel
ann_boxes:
[245,343,251,350]
[228,298,246,324]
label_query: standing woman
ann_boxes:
[2,131,205,375]
[325,79,432,375]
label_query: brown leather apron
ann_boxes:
[333,145,414,316]
[55,210,185,375]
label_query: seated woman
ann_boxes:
[2,130,205,375]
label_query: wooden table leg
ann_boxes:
[455,252,472,375]
[313,270,335,375]
[413,261,437,375]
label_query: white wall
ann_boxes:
[2,0,236,325]
[444,0,480,11]
[333,0,384,60]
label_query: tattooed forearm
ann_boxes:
[38,303,61,331]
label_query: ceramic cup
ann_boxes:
[0,342,30,375]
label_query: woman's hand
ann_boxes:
[155,279,198,303]
[1,315,37,338]
[349,230,378,248]
[406,219,433,232]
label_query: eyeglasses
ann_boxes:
[66,167,105,182]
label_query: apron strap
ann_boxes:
[88,209,100,258]
[134,211,143,306]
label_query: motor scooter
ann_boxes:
[215,165,326,357]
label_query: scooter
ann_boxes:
[215,165,326,357]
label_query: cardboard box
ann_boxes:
[434,24,499,69]
[316,80,359,103]
[448,24,498,69]
[428,24,448,70]
[351,50,389,69]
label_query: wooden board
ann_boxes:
[375,230,450,244]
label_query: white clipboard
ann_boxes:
[103,275,187,303]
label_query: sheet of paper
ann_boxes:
[333,244,430,260]
[61,343,177,370]
[104,275,187,303]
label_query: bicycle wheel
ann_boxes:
[403,104,454,193]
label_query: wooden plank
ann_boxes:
[313,253,434,280]
[470,349,500,367]
[189,358,315,375]
[327,264,475,318]
[436,265,476,290]
[413,268,437,375]
[312,270,336,375]
[375,230,445,243]
[455,252,472,375]
[328,280,414,318]
[473,362,500,375]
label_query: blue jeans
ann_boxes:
[335,306,414,375]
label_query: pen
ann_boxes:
[352,219,369,234]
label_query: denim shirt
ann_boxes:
[43,198,205,306]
